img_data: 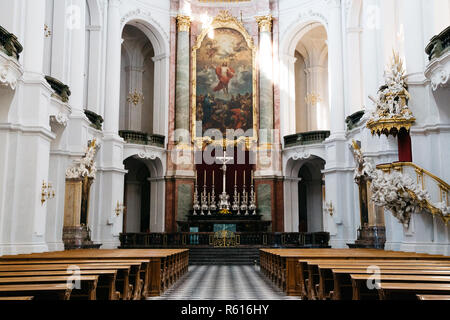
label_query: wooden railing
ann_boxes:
[119,130,165,148]
[377,162,449,224]
[284,131,330,148]
[425,26,450,61]
[119,232,330,248]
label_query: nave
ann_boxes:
[148,265,300,300]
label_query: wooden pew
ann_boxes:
[0,275,98,300]
[0,270,118,300]
[259,248,450,298]
[351,274,450,300]
[0,260,146,300]
[378,283,450,300]
[0,264,131,300]
[0,283,73,300]
[417,294,450,300]
[331,268,450,300]
[0,296,34,300]
[309,261,450,300]
[0,249,190,298]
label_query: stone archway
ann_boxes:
[284,155,326,232]
[123,154,165,233]
[120,15,170,137]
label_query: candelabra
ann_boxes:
[240,185,249,216]
[249,184,257,215]
[209,185,217,214]
[41,181,55,205]
[232,184,240,214]
[207,193,212,216]
[114,201,126,216]
[200,185,208,216]
[193,183,200,215]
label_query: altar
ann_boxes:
[176,146,271,233]
[177,213,271,233]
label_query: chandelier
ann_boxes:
[305,92,322,106]
[127,89,144,106]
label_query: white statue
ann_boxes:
[66,139,99,180]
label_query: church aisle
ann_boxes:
[147,265,301,300]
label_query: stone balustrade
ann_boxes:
[284,131,331,148]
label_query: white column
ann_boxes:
[152,54,169,136]
[92,0,125,249]
[50,0,71,84]
[280,54,297,138]
[327,0,346,136]
[361,0,383,111]
[68,0,86,115]
[104,0,122,135]
[86,25,103,114]
[398,0,426,81]
[346,27,364,114]
[22,0,46,78]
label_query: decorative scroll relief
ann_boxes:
[292,152,312,161]
[137,150,158,160]
[425,51,450,91]
[0,51,23,90]
[351,141,449,227]
[366,52,416,136]
[50,113,68,127]
[66,140,99,179]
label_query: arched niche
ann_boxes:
[123,155,165,233]
[120,16,170,137]
[283,155,326,232]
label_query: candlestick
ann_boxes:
[237,193,241,215]
[207,192,211,216]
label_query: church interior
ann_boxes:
[0,0,449,302]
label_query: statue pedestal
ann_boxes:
[348,225,386,249]
[63,179,82,227]
[62,178,101,250]
[62,226,101,250]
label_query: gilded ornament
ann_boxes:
[176,15,191,32]
[255,15,273,33]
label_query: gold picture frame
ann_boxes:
[191,10,258,149]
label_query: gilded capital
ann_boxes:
[255,15,273,33]
[176,15,191,32]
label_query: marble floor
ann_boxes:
[148,265,301,300]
